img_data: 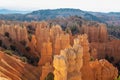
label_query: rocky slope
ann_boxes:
[0,51,41,80]
[0,20,119,80]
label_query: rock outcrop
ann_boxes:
[0,24,28,42]
[53,42,83,80]
[38,41,53,65]
[54,33,70,55]
[40,62,53,80]
[81,23,108,42]
[90,40,120,63]
[77,34,94,80]
[90,59,118,80]
[0,51,41,80]
[53,34,118,80]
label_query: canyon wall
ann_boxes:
[81,23,108,42]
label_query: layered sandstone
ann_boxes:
[0,51,41,80]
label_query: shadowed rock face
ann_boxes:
[80,23,108,43]
[90,40,120,63]
[0,25,28,42]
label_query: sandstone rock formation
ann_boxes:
[34,24,71,65]
[28,35,39,57]
[90,40,120,63]
[40,62,53,80]
[0,24,28,42]
[35,22,50,55]
[53,34,118,80]
[0,51,41,80]
[0,21,119,80]
[54,33,70,55]
[49,25,71,55]
[38,41,53,65]
[53,37,83,80]
[77,34,94,80]
[90,48,97,60]
[80,23,108,42]
[90,59,118,80]
[53,55,67,80]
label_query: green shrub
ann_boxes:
[115,76,120,80]
[10,45,16,51]
[20,57,28,63]
[0,40,2,46]
[28,34,32,41]
[4,32,10,38]
[4,50,13,56]
[25,46,31,52]
[44,72,54,80]
[90,56,95,61]
[20,40,27,46]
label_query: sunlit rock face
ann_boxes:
[53,37,83,80]
[35,22,50,55]
[54,33,70,55]
[40,62,53,80]
[90,59,118,80]
[38,41,53,65]
[50,25,70,55]
[0,77,11,80]
[53,34,118,80]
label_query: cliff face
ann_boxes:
[81,23,108,42]
[0,25,28,42]
[0,51,41,80]
[90,40,120,63]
